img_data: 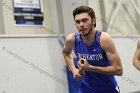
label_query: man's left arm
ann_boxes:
[133,39,140,71]
[79,32,123,76]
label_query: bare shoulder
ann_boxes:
[100,32,115,51]
[137,39,140,48]
[62,33,75,54]
[101,32,112,39]
[65,33,75,44]
[100,32,113,44]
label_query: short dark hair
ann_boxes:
[73,5,96,27]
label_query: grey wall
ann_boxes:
[0,36,68,93]
[113,37,140,93]
[0,36,140,93]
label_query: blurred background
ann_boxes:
[0,0,140,93]
[0,0,140,35]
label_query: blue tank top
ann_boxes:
[74,30,117,90]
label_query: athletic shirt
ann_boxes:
[74,30,117,90]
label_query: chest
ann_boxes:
[75,40,110,66]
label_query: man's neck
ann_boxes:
[82,29,96,46]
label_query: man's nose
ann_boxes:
[80,21,84,26]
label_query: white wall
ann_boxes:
[0,36,140,93]
[113,37,140,93]
[0,36,68,93]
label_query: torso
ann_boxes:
[74,30,117,90]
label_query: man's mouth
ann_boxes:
[80,29,86,31]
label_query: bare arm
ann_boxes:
[62,33,76,73]
[62,33,83,80]
[96,32,123,76]
[79,32,123,76]
[133,39,140,71]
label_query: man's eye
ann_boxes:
[75,20,80,24]
[82,19,88,22]
[75,19,88,24]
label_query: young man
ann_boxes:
[62,5,123,93]
[133,39,140,71]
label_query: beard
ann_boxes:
[80,28,93,36]
[78,24,94,36]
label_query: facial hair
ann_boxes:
[81,25,94,36]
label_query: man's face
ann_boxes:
[74,13,96,36]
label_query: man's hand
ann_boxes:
[73,69,84,81]
[78,58,90,71]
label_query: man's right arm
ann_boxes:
[62,33,77,73]
[62,34,76,73]
[133,39,140,71]
[62,33,83,80]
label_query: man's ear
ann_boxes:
[92,19,96,24]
